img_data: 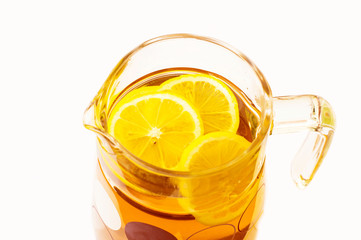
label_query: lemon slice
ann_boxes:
[159,74,239,134]
[107,90,203,169]
[178,131,251,171]
[177,132,254,225]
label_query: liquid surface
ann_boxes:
[108,68,260,144]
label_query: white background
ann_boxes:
[1,1,360,239]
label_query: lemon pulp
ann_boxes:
[108,90,203,168]
[159,74,239,134]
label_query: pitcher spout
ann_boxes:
[83,101,109,139]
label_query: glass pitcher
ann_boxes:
[83,34,336,240]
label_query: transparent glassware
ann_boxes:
[83,34,336,240]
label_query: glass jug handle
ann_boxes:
[271,95,336,188]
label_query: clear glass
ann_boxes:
[83,34,336,240]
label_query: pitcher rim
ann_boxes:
[86,33,273,177]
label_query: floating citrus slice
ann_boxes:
[107,90,203,168]
[178,131,251,171]
[177,131,254,225]
[159,74,239,134]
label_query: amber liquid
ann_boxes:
[93,68,265,240]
